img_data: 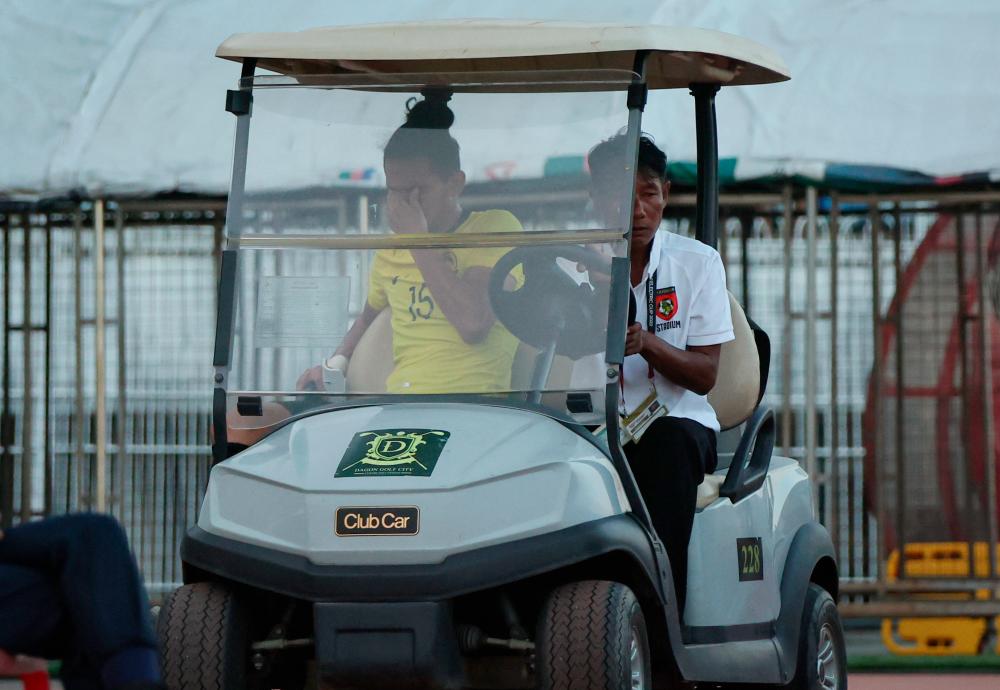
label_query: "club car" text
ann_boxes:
[343,511,412,530]
[335,506,420,536]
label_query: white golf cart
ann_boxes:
[158,20,844,690]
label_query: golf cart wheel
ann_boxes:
[787,583,846,690]
[158,581,248,690]
[537,580,651,690]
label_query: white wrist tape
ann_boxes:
[322,354,349,392]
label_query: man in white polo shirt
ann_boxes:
[589,134,734,616]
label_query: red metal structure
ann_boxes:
[864,213,1000,553]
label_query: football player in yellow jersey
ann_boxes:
[229,89,523,452]
[296,88,523,394]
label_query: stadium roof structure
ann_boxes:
[2,0,999,199]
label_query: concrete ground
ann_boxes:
[3,626,999,688]
[5,673,1000,689]
[6,676,1000,689]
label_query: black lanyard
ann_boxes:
[645,269,658,334]
[643,270,657,379]
[620,269,657,410]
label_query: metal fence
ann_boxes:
[1,202,221,594]
[707,190,1000,619]
[3,188,1000,615]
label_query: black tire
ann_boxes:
[787,584,847,690]
[537,580,652,690]
[158,581,248,690]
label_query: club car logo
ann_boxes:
[335,506,420,536]
[335,429,449,478]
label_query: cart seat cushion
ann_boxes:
[511,343,574,390]
[696,472,725,509]
[346,308,393,393]
[706,293,760,430]
[347,309,573,396]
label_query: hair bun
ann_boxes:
[403,87,455,130]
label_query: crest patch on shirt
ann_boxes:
[655,287,679,321]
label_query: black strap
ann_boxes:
[643,270,657,379]
[622,268,658,409]
[645,269,658,333]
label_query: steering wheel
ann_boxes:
[488,245,610,359]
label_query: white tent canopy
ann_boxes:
[3,0,1000,198]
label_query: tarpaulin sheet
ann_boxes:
[2,0,999,198]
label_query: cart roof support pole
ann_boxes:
[691,83,720,249]
[605,50,658,538]
[213,57,257,465]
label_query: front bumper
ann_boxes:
[181,513,659,602]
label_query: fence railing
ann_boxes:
[4,190,1000,617]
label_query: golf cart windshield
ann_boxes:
[225,71,634,429]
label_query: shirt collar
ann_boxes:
[636,229,664,284]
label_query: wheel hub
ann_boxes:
[629,626,646,690]
[816,622,841,690]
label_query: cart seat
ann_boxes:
[700,293,775,507]
[707,293,761,431]
[346,309,394,393]
[510,344,574,392]
[344,309,566,393]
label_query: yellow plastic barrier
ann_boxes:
[882,617,987,655]
[880,542,998,656]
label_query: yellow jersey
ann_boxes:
[366,210,523,393]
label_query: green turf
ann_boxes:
[849,653,1000,671]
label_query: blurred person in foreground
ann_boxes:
[0,513,164,690]
[589,133,734,617]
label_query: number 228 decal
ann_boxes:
[737,537,764,582]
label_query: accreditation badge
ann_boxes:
[620,388,667,444]
[595,386,667,447]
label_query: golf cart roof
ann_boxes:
[216,20,789,89]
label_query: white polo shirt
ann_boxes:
[620,230,734,432]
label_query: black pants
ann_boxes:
[0,514,158,690]
[624,416,716,618]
